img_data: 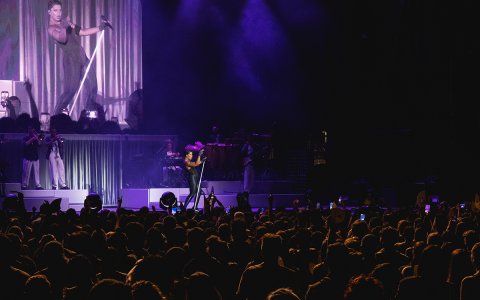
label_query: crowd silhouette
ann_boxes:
[0,190,479,300]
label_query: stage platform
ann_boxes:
[121,180,305,210]
[0,182,89,212]
[1,180,305,212]
[122,187,304,210]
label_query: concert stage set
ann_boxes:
[0,0,335,213]
[0,133,305,212]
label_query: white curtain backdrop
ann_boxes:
[19,0,142,122]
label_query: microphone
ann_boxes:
[100,15,114,30]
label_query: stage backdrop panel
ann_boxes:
[0,133,176,205]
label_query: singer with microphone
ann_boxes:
[47,0,113,118]
[45,127,69,190]
[21,125,44,190]
[183,148,206,209]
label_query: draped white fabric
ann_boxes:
[19,0,142,122]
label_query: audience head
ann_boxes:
[261,233,283,264]
[344,274,385,300]
[351,220,369,240]
[447,248,474,285]
[185,272,221,300]
[471,242,480,270]
[414,227,427,243]
[361,234,379,255]
[67,254,96,286]
[24,274,52,299]
[397,219,410,236]
[266,287,301,300]
[42,240,67,266]
[89,279,132,300]
[402,226,414,243]
[187,227,206,255]
[418,245,446,280]
[231,218,248,242]
[0,234,15,267]
[131,280,166,300]
[344,237,361,251]
[426,232,443,247]
[234,211,246,222]
[370,263,401,299]
[325,242,349,272]
[217,223,231,242]
[463,230,478,251]
[380,227,398,249]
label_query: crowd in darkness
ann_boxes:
[0,190,479,300]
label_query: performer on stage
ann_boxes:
[183,149,205,209]
[21,125,44,190]
[162,139,182,186]
[45,127,68,190]
[165,139,181,158]
[208,125,223,144]
[47,0,111,118]
[241,135,255,193]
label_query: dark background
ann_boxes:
[141,0,480,206]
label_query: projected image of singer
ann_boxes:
[183,149,205,209]
[47,0,112,118]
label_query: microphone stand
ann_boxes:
[70,31,105,116]
[69,15,113,116]
[193,157,206,211]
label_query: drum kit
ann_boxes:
[203,142,241,170]
[182,133,272,180]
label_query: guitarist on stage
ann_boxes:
[241,136,255,193]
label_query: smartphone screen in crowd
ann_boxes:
[425,204,430,214]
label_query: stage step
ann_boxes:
[0,188,89,212]
[23,197,69,212]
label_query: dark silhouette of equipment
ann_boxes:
[84,193,103,212]
[1,191,26,214]
[159,191,177,210]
